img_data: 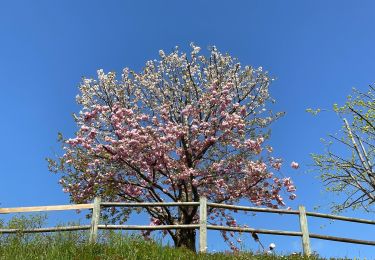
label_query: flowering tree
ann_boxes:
[48,44,296,251]
[312,86,374,213]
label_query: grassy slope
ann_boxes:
[0,215,338,260]
[0,233,322,260]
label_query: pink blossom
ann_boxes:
[291,161,299,169]
[53,44,297,252]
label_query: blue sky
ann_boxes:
[0,0,374,258]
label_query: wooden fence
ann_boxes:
[1,197,374,255]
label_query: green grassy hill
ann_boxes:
[0,215,334,260]
[0,233,322,260]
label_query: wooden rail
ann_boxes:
[207,225,303,237]
[0,197,374,256]
[305,211,375,224]
[98,224,200,230]
[101,201,200,207]
[0,204,93,214]
[0,225,91,234]
[207,202,300,215]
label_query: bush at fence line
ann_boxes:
[0,214,46,243]
[0,214,88,244]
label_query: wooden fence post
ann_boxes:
[89,197,101,243]
[298,205,311,255]
[199,196,207,253]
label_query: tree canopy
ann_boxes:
[48,44,296,251]
[312,86,375,213]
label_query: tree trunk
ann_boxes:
[173,185,197,251]
[174,229,196,252]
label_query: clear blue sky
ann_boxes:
[0,1,374,258]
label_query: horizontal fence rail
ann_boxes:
[0,225,91,234]
[207,202,300,215]
[308,233,375,246]
[100,202,200,207]
[98,224,200,230]
[207,225,303,237]
[0,197,374,256]
[0,204,93,214]
[305,211,375,225]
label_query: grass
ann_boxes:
[0,232,323,260]
[0,214,336,260]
